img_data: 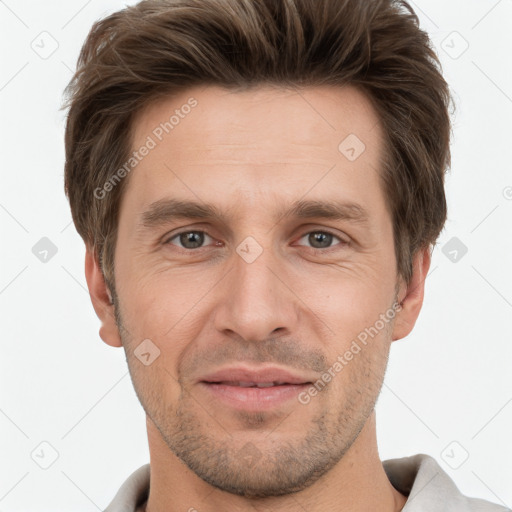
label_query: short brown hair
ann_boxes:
[63,0,452,293]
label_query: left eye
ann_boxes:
[295,231,346,250]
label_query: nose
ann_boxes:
[213,243,300,344]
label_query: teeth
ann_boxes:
[213,381,294,387]
[238,381,255,387]
[237,381,276,388]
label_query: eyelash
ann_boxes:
[164,229,349,253]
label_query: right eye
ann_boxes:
[164,230,219,250]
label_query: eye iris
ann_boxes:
[309,232,332,249]
[180,231,204,249]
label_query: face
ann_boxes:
[106,85,405,497]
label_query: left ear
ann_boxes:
[391,246,431,341]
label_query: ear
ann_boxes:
[84,245,122,348]
[391,246,431,342]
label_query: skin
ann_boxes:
[85,85,430,512]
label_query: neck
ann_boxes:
[141,411,407,512]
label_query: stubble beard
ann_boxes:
[113,289,394,498]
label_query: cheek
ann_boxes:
[125,349,181,420]
[300,267,393,327]
[118,272,217,384]
[119,260,210,324]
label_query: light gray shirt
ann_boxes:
[104,453,510,511]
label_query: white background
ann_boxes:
[1,0,511,510]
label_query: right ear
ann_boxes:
[84,245,122,348]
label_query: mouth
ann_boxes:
[205,381,305,387]
[198,367,314,411]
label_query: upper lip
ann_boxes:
[198,366,314,385]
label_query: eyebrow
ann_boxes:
[139,198,370,230]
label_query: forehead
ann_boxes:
[131,84,381,155]
[124,84,386,220]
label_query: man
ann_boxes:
[62,0,509,510]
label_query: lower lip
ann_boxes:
[199,382,310,411]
